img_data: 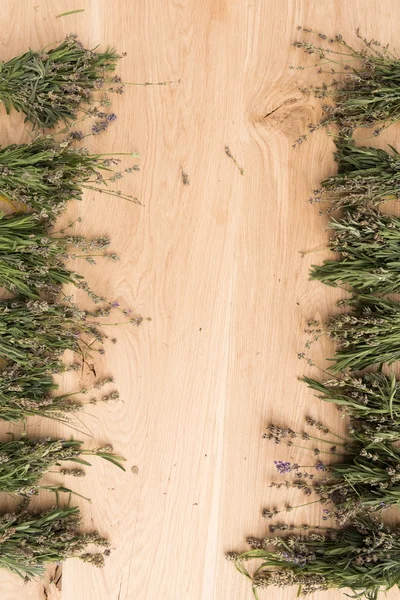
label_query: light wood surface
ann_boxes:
[0,1,399,599]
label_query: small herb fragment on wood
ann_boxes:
[56,9,85,18]
[225,146,244,175]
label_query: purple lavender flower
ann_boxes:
[274,461,291,474]
[274,461,299,474]
[69,131,84,141]
[92,120,109,135]
[111,302,120,308]
[316,461,327,472]
[107,113,117,122]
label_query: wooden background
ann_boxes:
[0,1,399,599]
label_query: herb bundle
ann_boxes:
[0,34,121,129]
[0,364,119,424]
[312,140,400,212]
[0,211,117,298]
[229,517,400,599]
[293,27,400,136]
[306,295,400,372]
[0,437,124,496]
[0,135,139,221]
[0,298,107,370]
[0,505,110,580]
[310,207,400,294]
[304,372,400,442]
[265,419,400,523]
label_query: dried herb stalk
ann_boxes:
[0,505,110,580]
[310,207,400,294]
[229,517,400,599]
[0,34,121,128]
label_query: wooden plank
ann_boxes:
[0,1,398,599]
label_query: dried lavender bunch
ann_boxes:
[293,27,400,137]
[0,297,141,371]
[265,421,400,524]
[0,365,119,424]
[0,34,121,128]
[229,517,400,599]
[304,372,400,442]
[0,211,117,298]
[312,140,400,212]
[310,207,400,294]
[0,505,109,580]
[0,437,124,496]
[0,135,139,220]
[0,298,106,370]
[306,295,400,372]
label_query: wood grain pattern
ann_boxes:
[0,1,399,599]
